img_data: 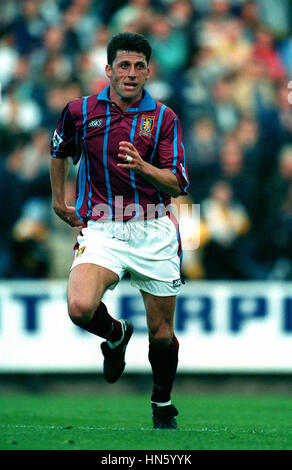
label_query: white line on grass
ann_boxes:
[0,424,276,433]
[0,423,208,432]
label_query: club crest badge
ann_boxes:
[140,115,155,137]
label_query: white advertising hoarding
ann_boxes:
[1,280,292,372]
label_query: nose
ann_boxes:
[128,64,136,78]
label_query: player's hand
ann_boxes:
[117,141,146,174]
[53,204,82,227]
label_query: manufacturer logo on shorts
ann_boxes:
[173,279,181,287]
[75,246,86,258]
[88,118,103,128]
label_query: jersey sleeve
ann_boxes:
[50,103,78,160]
[157,111,189,195]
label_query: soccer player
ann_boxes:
[50,32,189,429]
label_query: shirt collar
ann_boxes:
[97,85,156,112]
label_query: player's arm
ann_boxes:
[50,157,82,227]
[50,102,82,227]
[117,141,182,197]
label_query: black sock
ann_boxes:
[148,335,179,403]
[81,301,122,341]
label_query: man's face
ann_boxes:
[105,50,150,105]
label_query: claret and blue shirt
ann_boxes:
[51,85,189,222]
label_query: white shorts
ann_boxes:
[71,216,183,296]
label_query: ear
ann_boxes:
[105,64,112,79]
[146,66,150,81]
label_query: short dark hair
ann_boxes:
[107,32,152,66]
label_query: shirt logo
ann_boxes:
[140,115,155,137]
[173,279,181,287]
[52,129,63,148]
[88,118,103,128]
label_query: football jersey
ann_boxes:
[51,85,189,222]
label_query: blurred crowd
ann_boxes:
[0,0,292,280]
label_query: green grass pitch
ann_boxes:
[1,393,292,450]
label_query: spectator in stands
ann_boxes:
[31,25,73,83]
[0,147,27,278]
[200,179,252,279]
[12,197,50,279]
[230,57,275,116]
[211,18,251,73]
[241,0,260,42]
[256,145,292,279]
[266,145,292,224]
[236,115,261,167]
[10,0,47,54]
[167,0,198,59]
[148,14,189,81]
[62,0,98,51]
[211,75,240,134]
[214,134,256,212]
[252,24,286,82]
[235,115,264,223]
[41,85,69,131]
[181,45,224,126]
[109,0,154,35]
[185,116,220,202]
[196,0,232,54]
[261,80,292,149]
[20,129,53,204]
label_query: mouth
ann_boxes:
[123,82,138,90]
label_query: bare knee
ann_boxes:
[68,297,97,326]
[149,324,173,349]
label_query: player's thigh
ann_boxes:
[67,263,119,316]
[141,290,176,341]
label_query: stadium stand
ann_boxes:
[0,0,291,281]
